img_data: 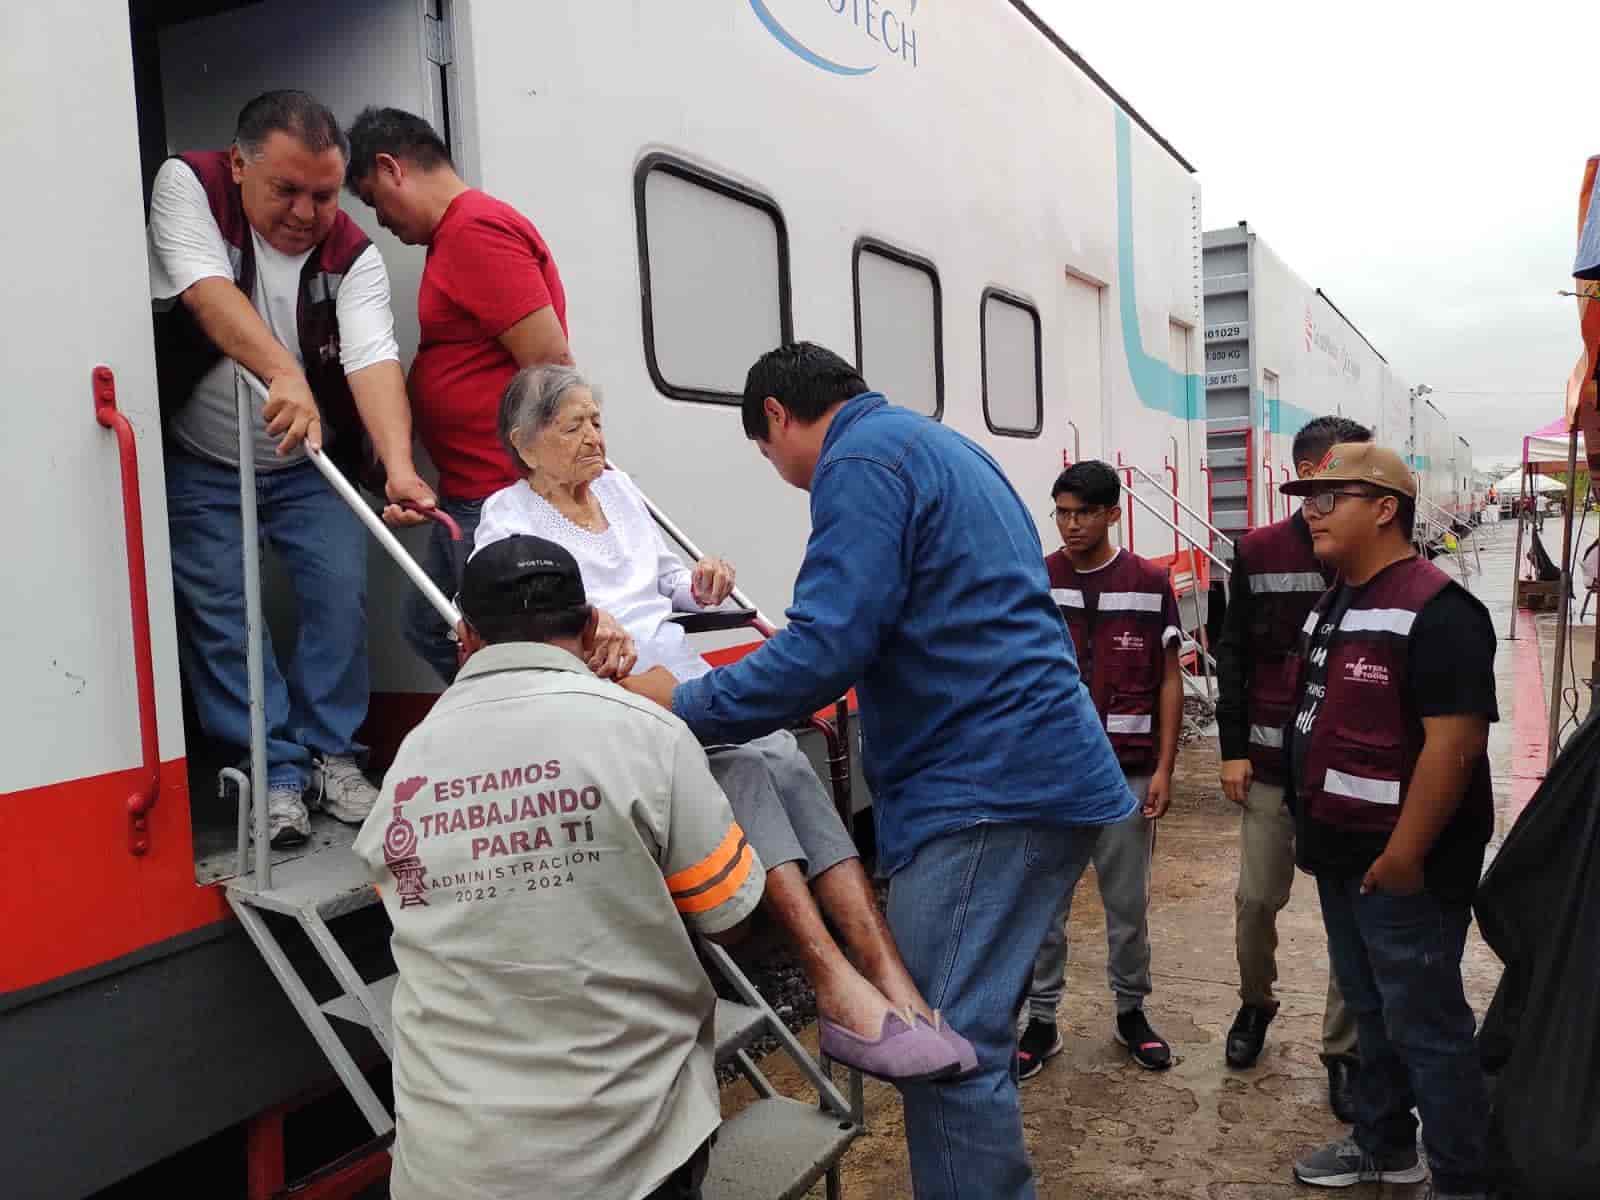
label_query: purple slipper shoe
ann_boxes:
[917,1011,979,1078]
[819,1010,963,1083]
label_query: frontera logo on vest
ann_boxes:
[748,0,921,75]
[1112,631,1147,652]
[1343,656,1391,686]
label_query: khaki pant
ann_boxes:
[1235,778,1358,1060]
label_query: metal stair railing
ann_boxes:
[1414,494,1475,584]
[1117,480,1228,736]
[224,368,860,1198]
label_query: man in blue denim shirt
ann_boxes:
[624,343,1134,1198]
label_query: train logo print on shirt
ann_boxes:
[383,775,431,908]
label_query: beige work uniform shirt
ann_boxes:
[354,642,763,1200]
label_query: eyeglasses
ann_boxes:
[1301,489,1381,517]
[1053,505,1106,525]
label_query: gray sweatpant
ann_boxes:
[1028,774,1153,1021]
[704,730,858,882]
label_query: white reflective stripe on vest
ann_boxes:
[1249,724,1283,749]
[1249,571,1326,594]
[1338,608,1418,636]
[1052,587,1085,608]
[1323,768,1401,806]
[1097,591,1164,613]
[1106,713,1153,734]
[1302,610,1320,635]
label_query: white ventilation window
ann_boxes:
[636,156,791,402]
[981,289,1043,437]
[854,240,943,419]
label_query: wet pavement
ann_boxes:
[723,522,1538,1198]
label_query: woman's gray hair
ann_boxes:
[498,364,601,470]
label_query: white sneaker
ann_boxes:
[311,754,379,824]
[267,785,311,847]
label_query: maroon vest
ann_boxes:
[1288,556,1492,834]
[1048,549,1174,771]
[1234,513,1333,782]
[151,151,374,480]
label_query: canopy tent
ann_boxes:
[1498,468,1566,494]
[1524,414,1588,474]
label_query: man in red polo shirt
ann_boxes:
[346,106,573,682]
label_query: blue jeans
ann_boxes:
[1316,873,1490,1194]
[886,822,1102,1199]
[403,495,484,684]
[166,449,368,791]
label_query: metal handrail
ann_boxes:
[236,370,272,887]
[615,459,778,637]
[93,366,162,856]
[1120,488,1221,708]
[1122,459,1236,551]
[235,368,463,885]
[239,371,461,627]
[1121,487,1231,577]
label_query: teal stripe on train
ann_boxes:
[1115,111,1202,420]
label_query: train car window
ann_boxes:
[981,288,1043,437]
[853,239,943,420]
[635,154,792,404]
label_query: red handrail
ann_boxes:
[94,366,161,856]
[1163,453,1180,556]
[401,501,463,542]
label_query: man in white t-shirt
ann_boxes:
[148,90,436,844]
[355,534,763,1200]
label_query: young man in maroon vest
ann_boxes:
[1018,461,1182,1077]
[1279,444,1494,1198]
[343,107,574,685]
[1215,416,1368,1117]
[149,91,435,845]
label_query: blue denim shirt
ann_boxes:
[673,393,1135,874]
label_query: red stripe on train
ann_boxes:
[1,758,220,994]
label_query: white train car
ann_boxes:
[1418,397,1457,514]
[1201,222,1410,543]
[3,2,1202,1194]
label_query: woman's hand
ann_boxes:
[587,609,638,680]
[691,556,737,607]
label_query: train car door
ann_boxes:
[147,0,459,704]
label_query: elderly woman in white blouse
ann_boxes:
[472,365,972,1081]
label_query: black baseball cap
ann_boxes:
[459,535,587,625]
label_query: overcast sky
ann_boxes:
[1032,0,1591,470]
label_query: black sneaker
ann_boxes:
[1225,1003,1275,1068]
[1114,1008,1172,1070]
[1325,1055,1360,1124]
[1015,1018,1064,1082]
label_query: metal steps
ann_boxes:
[704,1098,860,1200]
[228,856,861,1197]
[228,840,378,919]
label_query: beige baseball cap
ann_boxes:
[1279,442,1418,499]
